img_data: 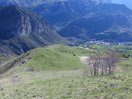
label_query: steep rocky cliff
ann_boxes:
[0,5,64,55]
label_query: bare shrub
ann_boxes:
[85,53,120,76]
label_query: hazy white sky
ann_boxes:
[112,0,132,9]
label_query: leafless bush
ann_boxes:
[85,53,120,76]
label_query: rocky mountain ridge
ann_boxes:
[0,5,64,55]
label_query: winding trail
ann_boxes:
[80,56,89,64]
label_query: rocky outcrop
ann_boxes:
[0,5,64,55]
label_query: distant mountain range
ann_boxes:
[33,0,132,43]
[0,0,43,7]
[0,0,132,55]
[0,0,112,7]
[33,0,113,25]
[58,3,132,43]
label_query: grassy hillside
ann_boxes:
[0,44,132,99]
[0,59,132,99]
[24,45,95,71]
